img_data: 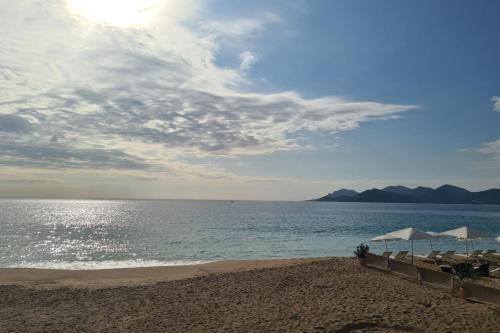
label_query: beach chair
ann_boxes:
[392,251,409,261]
[470,250,484,259]
[437,250,455,259]
[416,250,440,263]
[456,249,483,259]
[435,250,457,264]
[381,251,392,258]
[443,250,456,257]
[479,250,500,265]
[453,250,488,264]
[480,250,497,258]
[459,250,484,263]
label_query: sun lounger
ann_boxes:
[392,251,409,260]
[381,251,392,257]
[470,250,484,258]
[437,250,455,259]
[479,251,500,265]
[435,250,458,264]
[480,250,497,258]
[416,250,441,262]
[456,250,483,259]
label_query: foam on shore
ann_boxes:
[6,259,213,270]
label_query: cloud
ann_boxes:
[239,51,258,72]
[0,0,417,178]
[201,12,281,42]
[0,178,54,184]
[477,138,500,163]
[0,142,151,170]
[134,176,159,182]
[491,96,500,112]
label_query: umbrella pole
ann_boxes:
[466,237,469,262]
[411,240,414,264]
[429,239,433,251]
[384,240,388,252]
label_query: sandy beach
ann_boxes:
[0,258,316,288]
[1,257,499,332]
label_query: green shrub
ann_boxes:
[354,243,370,258]
[453,262,474,280]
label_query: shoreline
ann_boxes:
[0,257,326,288]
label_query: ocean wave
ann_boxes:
[6,259,213,270]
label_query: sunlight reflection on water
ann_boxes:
[0,199,499,269]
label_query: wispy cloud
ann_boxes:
[201,12,281,42]
[471,96,500,167]
[0,0,417,179]
[491,96,500,112]
[239,51,258,72]
[477,137,500,164]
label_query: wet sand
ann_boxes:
[0,257,499,332]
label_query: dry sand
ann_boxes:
[0,257,499,332]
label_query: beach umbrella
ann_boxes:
[384,227,435,263]
[386,227,436,263]
[426,231,446,251]
[440,226,493,260]
[371,234,399,252]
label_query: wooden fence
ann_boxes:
[362,253,499,306]
[462,283,500,306]
[390,259,419,280]
[365,253,389,271]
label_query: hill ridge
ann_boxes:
[313,185,500,205]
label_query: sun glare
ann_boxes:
[67,0,159,27]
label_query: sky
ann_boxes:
[0,0,499,200]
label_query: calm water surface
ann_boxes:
[0,199,499,269]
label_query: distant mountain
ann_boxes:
[351,189,418,203]
[383,185,433,198]
[411,186,434,197]
[418,184,474,204]
[382,185,414,195]
[316,189,358,201]
[471,189,500,205]
[313,185,500,205]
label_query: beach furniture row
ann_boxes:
[380,249,499,276]
[363,253,500,306]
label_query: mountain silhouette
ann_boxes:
[382,185,414,195]
[313,185,500,205]
[471,189,500,205]
[350,189,417,203]
[316,189,358,201]
[418,184,474,204]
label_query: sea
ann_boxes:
[0,199,499,269]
